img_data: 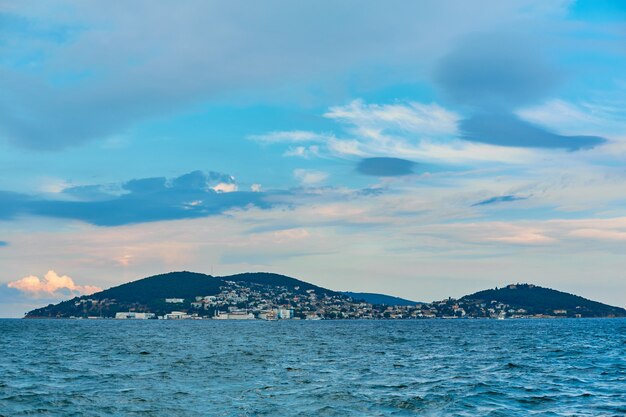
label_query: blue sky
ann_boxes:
[1,0,626,316]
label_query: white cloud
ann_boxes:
[569,228,626,241]
[249,131,334,143]
[488,231,556,245]
[253,99,541,165]
[212,183,238,193]
[517,98,626,138]
[250,183,262,192]
[283,145,321,158]
[293,169,329,185]
[324,99,460,138]
[7,270,102,298]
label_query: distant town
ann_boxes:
[82,282,599,320]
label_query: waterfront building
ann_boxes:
[115,312,156,320]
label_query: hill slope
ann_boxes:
[343,292,421,306]
[461,284,626,318]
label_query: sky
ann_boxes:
[1,0,626,317]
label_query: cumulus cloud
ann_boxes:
[7,270,101,298]
[212,183,238,193]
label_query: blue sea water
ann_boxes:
[0,319,625,416]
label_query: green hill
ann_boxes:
[461,284,626,318]
[343,292,421,306]
[25,271,341,318]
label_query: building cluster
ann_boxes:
[113,281,570,320]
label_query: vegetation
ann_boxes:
[25,271,342,318]
[461,284,626,318]
[24,274,626,319]
[342,292,420,306]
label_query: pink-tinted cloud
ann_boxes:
[7,270,101,298]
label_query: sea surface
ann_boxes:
[1,319,625,416]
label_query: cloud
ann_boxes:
[293,169,329,185]
[356,157,415,176]
[324,99,459,138]
[252,98,558,165]
[517,98,626,138]
[7,270,102,298]
[434,33,607,150]
[435,33,560,110]
[569,229,626,241]
[487,231,556,245]
[283,145,321,158]
[460,113,605,150]
[1,1,572,150]
[212,183,238,193]
[250,131,334,144]
[472,195,527,207]
[0,170,275,226]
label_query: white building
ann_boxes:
[258,310,277,320]
[164,311,191,320]
[115,312,156,319]
[165,298,185,303]
[214,311,255,320]
[276,308,293,319]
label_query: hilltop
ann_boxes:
[461,284,626,318]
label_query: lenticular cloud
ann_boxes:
[8,270,101,298]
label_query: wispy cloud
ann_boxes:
[324,99,459,138]
[250,131,335,144]
[472,195,527,207]
[293,169,329,186]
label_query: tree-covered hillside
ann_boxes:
[25,271,341,318]
[343,292,421,306]
[461,284,626,317]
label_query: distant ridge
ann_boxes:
[343,292,421,306]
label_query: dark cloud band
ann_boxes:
[0,171,272,227]
[357,157,415,176]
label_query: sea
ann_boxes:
[1,318,625,416]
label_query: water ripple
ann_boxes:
[0,319,625,416]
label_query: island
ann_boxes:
[25,271,626,319]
